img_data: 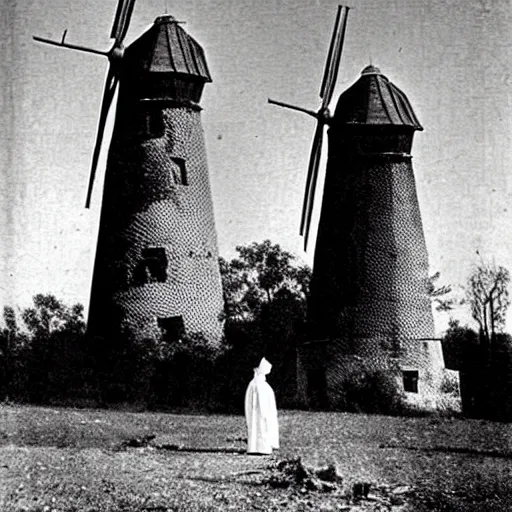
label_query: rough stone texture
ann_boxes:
[88,101,224,345]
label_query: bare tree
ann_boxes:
[467,261,510,347]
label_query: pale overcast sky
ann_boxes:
[1,0,511,334]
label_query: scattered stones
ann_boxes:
[316,463,344,484]
[267,457,346,495]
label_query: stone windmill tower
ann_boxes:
[34,2,224,347]
[270,6,451,410]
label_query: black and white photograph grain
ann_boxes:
[0,0,511,510]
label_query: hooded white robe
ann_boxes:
[244,357,279,454]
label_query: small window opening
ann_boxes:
[170,157,188,185]
[158,316,185,342]
[133,247,167,285]
[403,370,419,393]
[138,108,165,139]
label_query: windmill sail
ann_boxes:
[268,5,350,250]
[320,5,348,106]
[85,68,119,208]
[85,0,137,207]
[33,0,139,209]
[111,0,137,42]
[300,5,349,249]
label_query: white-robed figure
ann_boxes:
[244,357,279,454]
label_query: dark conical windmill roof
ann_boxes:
[125,15,212,81]
[334,65,422,130]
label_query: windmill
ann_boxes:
[269,6,453,410]
[33,2,225,354]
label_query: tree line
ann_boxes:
[0,241,510,416]
[0,240,311,410]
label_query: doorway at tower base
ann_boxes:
[296,338,461,413]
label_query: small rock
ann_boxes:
[392,485,412,495]
[316,463,343,484]
[366,493,390,504]
[321,481,338,492]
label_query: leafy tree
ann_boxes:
[0,295,87,402]
[218,240,311,409]
[0,306,29,400]
[466,261,510,347]
[22,294,85,339]
[441,319,479,370]
[21,294,86,402]
[220,240,311,322]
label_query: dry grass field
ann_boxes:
[1,405,512,511]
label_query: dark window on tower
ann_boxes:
[138,108,165,139]
[158,316,185,342]
[133,247,167,285]
[402,370,419,393]
[171,157,188,186]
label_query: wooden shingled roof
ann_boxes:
[125,15,212,82]
[334,65,422,130]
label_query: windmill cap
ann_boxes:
[155,15,178,24]
[125,15,212,81]
[361,64,382,76]
[333,65,423,130]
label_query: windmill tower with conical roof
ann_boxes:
[269,7,454,410]
[34,3,224,348]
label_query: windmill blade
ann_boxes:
[320,5,350,109]
[110,0,137,45]
[85,67,119,208]
[267,98,318,119]
[319,5,342,100]
[300,122,324,247]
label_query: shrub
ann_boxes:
[440,371,460,395]
[331,366,406,415]
[147,332,227,411]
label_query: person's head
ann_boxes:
[255,357,272,376]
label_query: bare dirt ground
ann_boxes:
[1,405,512,511]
